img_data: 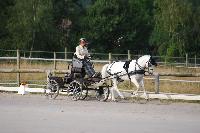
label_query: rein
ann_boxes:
[135,59,154,75]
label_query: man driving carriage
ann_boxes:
[74,38,99,78]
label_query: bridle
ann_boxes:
[146,60,154,75]
[135,57,156,75]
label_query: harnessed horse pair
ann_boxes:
[101,55,157,101]
[46,55,157,101]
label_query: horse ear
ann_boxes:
[145,48,154,57]
[150,56,157,66]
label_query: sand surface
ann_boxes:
[0,92,200,133]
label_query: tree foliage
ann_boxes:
[1,0,200,57]
[81,0,153,53]
[151,0,200,56]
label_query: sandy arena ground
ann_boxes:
[0,92,200,133]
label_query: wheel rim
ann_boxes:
[45,83,59,99]
[72,82,82,101]
[69,81,88,101]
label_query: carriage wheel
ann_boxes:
[69,80,88,101]
[96,83,110,102]
[45,83,59,99]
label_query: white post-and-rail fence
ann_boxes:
[1,49,200,66]
[0,49,132,86]
[1,49,200,94]
[146,73,200,94]
[1,67,200,94]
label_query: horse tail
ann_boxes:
[101,64,110,79]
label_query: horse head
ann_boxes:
[146,55,157,75]
[149,56,157,66]
[137,55,157,75]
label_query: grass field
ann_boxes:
[0,60,200,94]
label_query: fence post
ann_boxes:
[186,53,188,67]
[17,49,20,86]
[109,53,112,64]
[65,47,67,60]
[54,52,56,70]
[195,55,197,67]
[128,50,131,60]
[46,70,51,82]
[29,51,32,58]
[164,56,167,67]
[154,73,160,94]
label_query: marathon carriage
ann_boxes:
[44,57,110,101]
[44,55,157,102]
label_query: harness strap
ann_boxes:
[129,70,145,75]
[107,62,123,80]
[135,59,144,70]
[123,60,131,80]
[107,62,115,75]
[106,59,146,81]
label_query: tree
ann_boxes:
[3,0,200,57]
[0,0,14,50]
[6,0,54,50]
[81,0,154,53]
[184,0,200,56]
[53,0,89,52]
[150,0,193,57]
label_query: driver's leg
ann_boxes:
[82,60,95,77]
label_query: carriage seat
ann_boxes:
[71,67,83,73]
[71,57,84,73]
[71,56,85,78]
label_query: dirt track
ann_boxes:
[0,92,200,133]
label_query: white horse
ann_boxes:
[101,55,157,101]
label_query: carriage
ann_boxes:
[44,55,157,102]
[44,57,110,101]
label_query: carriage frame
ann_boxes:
[44,57,110,101]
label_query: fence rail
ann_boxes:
[1,49,200,95]
[0,68,200,94]
[2,49,200,66]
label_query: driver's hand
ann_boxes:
[84,56,88,59]
[88,55,91,59]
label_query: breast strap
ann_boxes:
[123,60,131,80]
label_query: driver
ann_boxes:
[74,38,98,78]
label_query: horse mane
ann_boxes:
[137,55,150,61]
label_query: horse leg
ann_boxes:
[114,80,125,99]
[139,80,149,100]
[111,79,124,101]
[110,86,116,101]
[130,77,140,96]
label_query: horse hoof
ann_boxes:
[131,93,138,97]
[145,98,149,101]
[112,99,118,102]
[121,97,125,100]
[123,97,129,100]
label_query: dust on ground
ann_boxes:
[0,92,200,133]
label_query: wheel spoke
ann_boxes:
[44,83,59,99]
[68,80,88,101]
